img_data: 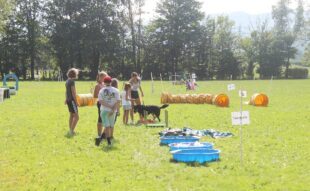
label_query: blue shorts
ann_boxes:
[101,111,116,128]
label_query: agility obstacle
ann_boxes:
[1,74,19,103]
[76,94,97,107]
[161,92,229,107]
[145,110,169,128]
[3,74,19,91]
[248,93,269,107]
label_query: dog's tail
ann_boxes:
[160,104,169,109]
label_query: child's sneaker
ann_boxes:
[107,137,112,146]
[68,130,76,136]
[95,137,101,146]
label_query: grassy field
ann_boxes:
[0,80,309,191]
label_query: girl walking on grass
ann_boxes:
[65,68,79,136]
[121,83,133,125]
[129,72,144,124]
[111,78,120,139]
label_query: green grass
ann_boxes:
[1,80,310,191]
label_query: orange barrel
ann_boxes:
[249,93,269,106]
[76,94,97,107]
[213,94,229,107]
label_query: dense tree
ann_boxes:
[239,36,256,79]
[46,0,123,79]
[294,0,304,34]
[301,44,310,67]
[0,0,308,80]
[213,16,240,80]
[16,0,43,79]
[0,0,13,33]
[145,0,204,77]
[272,0,301,79]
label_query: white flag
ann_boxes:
[239,90,247,98]
[227,84,235,91]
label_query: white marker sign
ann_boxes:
[231,111,250,125]
[0,89,4,103]
[239,90,247,98]
[227,84,235,91]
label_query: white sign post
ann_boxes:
[191,73,196,79]
[0,88,4,103]
[238,90,247,98]
[151,72,154,94]
[227,84,235,91]
[160,73,163,91]
[231,89,250,165]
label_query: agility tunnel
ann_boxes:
[161,92,229,107]
[248,93,269,106]
[76,94,97,107]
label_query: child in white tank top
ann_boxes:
[121,83,132,125]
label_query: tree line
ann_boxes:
[0,0,309,80]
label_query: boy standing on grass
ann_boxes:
[111,78,120,139]
[98,76,121,146]
[65,68,79,136]
[94,71,107,146]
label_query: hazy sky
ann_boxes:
[143,0,298,16]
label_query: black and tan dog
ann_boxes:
[133,104,169,122]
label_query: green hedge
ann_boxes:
[287,68,309,79]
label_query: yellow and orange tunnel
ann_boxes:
[76,94,97,107]
[249,93,269,106]
[161,92,229,107]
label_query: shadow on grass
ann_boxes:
[64,132,75,139]
[112,139,120,144]
[102,145,120,152]
[169,158,220,167]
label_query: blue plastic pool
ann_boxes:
[160,136,200,145]
[169,142,213,151]
[170,149,220,163]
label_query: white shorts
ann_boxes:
[123,105,132,110]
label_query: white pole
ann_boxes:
[160,73,163,91]
[240,89,243,166]
[174,72,177,84]
[151,72,154,94]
